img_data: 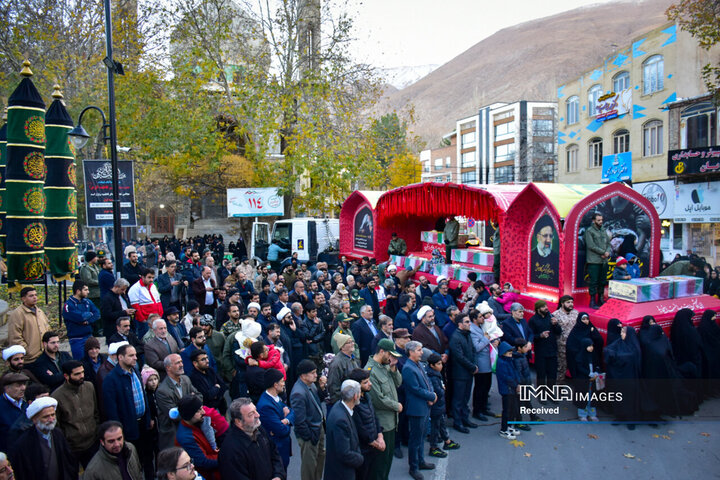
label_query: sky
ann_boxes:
[345,0,619,69]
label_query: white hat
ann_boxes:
[108,341,129,355]
[247,302,261,312]
[276,307,292,322]
[234,320,262,358]
[387,264,397,272]
[417,305,433,321]
[437,275,447,284]
[477,301,493,316]
[26,396,58,419]
[2,345,26,361]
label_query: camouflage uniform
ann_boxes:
[552,307,579,380]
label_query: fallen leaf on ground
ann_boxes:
[524,452,532,458]
[535,432,544,436]
[700,432,710,437]
[668,430,675,434]
[509,439,525,447]
[652,434,660,438]
[660,435,671,440]
[587,434,599,439]
[623,453,635,459]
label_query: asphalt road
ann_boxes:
[285,387,720,480]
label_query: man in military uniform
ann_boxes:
[365,338,403,479]
[388,233,407,257]
[584,213,611,309]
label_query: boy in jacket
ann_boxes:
[495,341,521,440]
[512,339,540,430]
[426,354,460,458]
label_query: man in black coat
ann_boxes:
[449,314,478,433]
[528,300,562,390]
[501,303,534,350]
[100,278,135,344]
[218,397,286,480]
[10,397,79,480]
[324,379,364,480]
[290,359,325,480]
[187,349,228,415]
[28,332,73,391]
[348,369,384,480]
[108,316,145,360]
[352,305,379,366]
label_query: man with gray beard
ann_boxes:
[10,396,79,479]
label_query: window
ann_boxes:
[533,141,554,156]
[494,143,516,162]
[613,71,630,92]
[494,166,515,184]
[445,156,451,168]
[588,85,603,117]
[643,120,663,156]
[681,102,717,148]
[434,158,443,170]
[461,171,477,184]
[566,145,579,172]
[446,175,452,182]
[588,138,603,168]
[613,129,630,154]
[461,151,476,167]
[494,122,515,141]
[461,131,476,146]
[533,163,555,182]
[532,119,554,136]
[423,162,430,173]
[643,55,664,95]
[566,96,579,125]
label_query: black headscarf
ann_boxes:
[604,327,642,420]
[697,310,720,395]
[670,308,702,377]
[606,318,623,346]
[638,315,656,346]
[566,312,604,376]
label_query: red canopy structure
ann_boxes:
[339,190,384,260]
[372,182,524,262]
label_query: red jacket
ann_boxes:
[128,279,163,322]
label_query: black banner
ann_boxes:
[83,160,137,227]
[667,146,720,176]
[354,205,373,251]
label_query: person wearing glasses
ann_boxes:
[156,446,201,480]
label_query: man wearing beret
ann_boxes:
[0,372,29,451]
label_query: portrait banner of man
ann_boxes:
[529,214,559,287]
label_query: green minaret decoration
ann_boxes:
[5,60,47,290]
[44,85,78,280]
[0,108,7,259]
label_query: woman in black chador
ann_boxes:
[670,308,703,400]
[606,318,623,347]
[604,326,641,429]
[697,309,720,398]
[566,312,604,377]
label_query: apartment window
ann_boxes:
[494,122,515,141]
[461,171,477,184]
[643,120,663,156]
[446,175,452,182]
[566,96,579,125]
[461,131,476,146]
[494,143,516,162]
[533,141,554,156]
[461,151,476,167]
[445,156,451,168]
[643,55,664,95]
[532,119,554,136]
[588,84,603,117]
[533,163,554,182]
[613,71,630,92]
[613,129,630,154]
[681,102,717,148]
[588,138,603,168]
[566,144,579,172]
[494,166,515,184]
[434,158,442,170]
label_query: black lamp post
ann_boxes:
[68,0,124,275]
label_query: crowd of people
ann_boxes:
[1,245,720,480]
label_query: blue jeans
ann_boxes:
[408,414,428,471]
[69,336,89,359]
[135,319,149,340]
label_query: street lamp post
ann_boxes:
[68,0,124,275]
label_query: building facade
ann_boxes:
[420,132,457,183]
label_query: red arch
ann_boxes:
[339,190,383,259]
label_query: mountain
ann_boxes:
[379,64,440,90]
[376,0,676,147]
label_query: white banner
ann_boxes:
[595,88,632,121]
[672,181,720,223]
[227,188,284,217]
[632,180,674,218]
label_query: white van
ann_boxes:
[251,218,339,264]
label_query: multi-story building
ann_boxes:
[421,100,557,185]
[556,22,718,185]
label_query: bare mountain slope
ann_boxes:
[377,0,675,146]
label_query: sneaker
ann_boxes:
[499,430,516,440]
[429,447,447,458]
[589,416,599,422]
[508,426,521,435]
[579,416,588,422]
[443,440,460,450]
[516,424,532,431]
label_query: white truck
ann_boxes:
[250,218,340,265]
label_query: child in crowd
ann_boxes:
[426,353,460,457]
[496,283,520,313]
[612,257,632,280]
[495,341,521,439]
[513,338,541,429]
[625,253,641,278]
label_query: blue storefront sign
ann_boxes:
[601,151,632,183]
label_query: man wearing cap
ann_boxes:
[163,307,185,348]
[331,313,360,358]
[365,338,403,478]
[502,303,534,349]
[63,280,102,359]
[156,353,202,449]
[412,306,449,362]
[257,368,295,469]
[145,319,180,379]
[327,334,360,406]
[96,341,128,408]
[174,395,220,479]
[443,217,459,264]
[101,278,135,344]
[528,300,561,391]
[29,331,72,391]
[388,232,407,256]
[291,359,325,480]
[2,345,39,384]
[51,360,100,467]
[10,396,79,479]
[7,286,50,363]
[0,372,29,451]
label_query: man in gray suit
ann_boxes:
[155,353,202,449]
[144,319,179,379]
[290,359,326,480]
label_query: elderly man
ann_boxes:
[51,360,100,467]
[101,278,134,343]
[192,266,217,315]
[324,380,364,480]
[0,373,29,451]
[552,295,579,381]
[11,396,78,479]
[291,359,325,480]
[145,318,180,379]
[156,353,202,449]
[83,421,143,480]
[501,303,534,348]
[218,398,286,480]
[431,281,456,328]
[327,333,360,406]
[411,306,449,361]
[7,286,50,363]
[352,305,379,366]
